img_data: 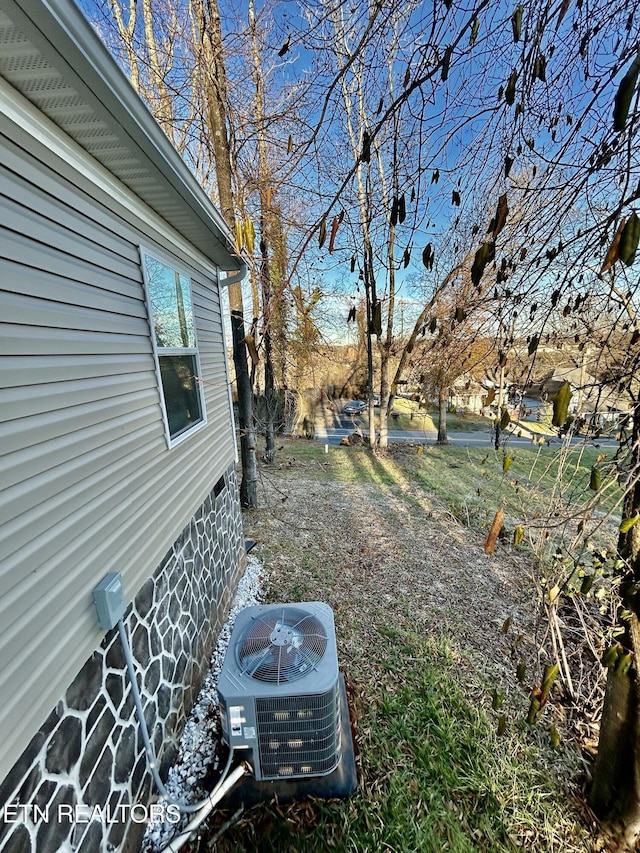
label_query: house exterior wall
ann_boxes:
[0,76,245,851]
[0,469,245,853]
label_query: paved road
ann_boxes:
[315,414,620,451]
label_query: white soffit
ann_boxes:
[0,0,243,272]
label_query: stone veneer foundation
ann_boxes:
[0,465,245,853]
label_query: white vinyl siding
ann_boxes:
[0,112,236,778]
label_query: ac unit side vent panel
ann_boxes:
[256,687,341,779]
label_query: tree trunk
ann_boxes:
[196,0,258,506]
[379,354,391,449]
[617,400,640,577]
[364,241,377,448]
[437,386,448,444]
[260,239,276,463]
[589,659,640,845]
[249,0,275,463]
[590,399,640,843]
[231,307,258,506]
[332,17,377,451]
[376,80,400,451]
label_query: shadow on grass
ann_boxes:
[204,637,592,853]
[231,439,606,853]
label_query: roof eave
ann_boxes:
[3,0,242,272]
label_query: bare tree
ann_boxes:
[98,0,260,506]
[192,0,258,506]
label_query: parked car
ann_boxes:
[343,400,366,415]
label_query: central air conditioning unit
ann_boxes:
[216,602,342,782]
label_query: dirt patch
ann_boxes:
[243,441,537,693]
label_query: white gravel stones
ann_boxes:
[142,554,265,852]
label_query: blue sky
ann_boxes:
[81,0,639,346]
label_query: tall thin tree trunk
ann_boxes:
[376,33,400,450]
[260,234,276,462]
[196,0,257,506]
[437,385,448,444]
[376,152,396,450]
[249,0,275,462]
[364,240,376,447]
[231,307,258,506]
[333,7,378,450]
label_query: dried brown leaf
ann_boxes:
[484,507,505,554]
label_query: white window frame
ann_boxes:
[140,247,207,448]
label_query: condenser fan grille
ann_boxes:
[237,607,328,683]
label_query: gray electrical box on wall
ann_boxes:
[92,572,126,629]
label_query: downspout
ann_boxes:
[218,261,248,464]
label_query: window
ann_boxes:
[142,252,205,443]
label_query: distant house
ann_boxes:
[528,365,632,423]
[449,374,485,414]
[0,2,246,851]
[528,365,594,401]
